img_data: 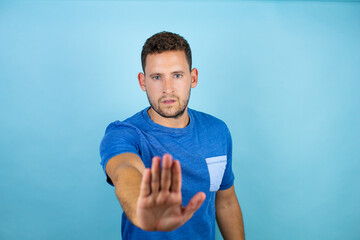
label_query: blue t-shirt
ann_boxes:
[100,107,234,240]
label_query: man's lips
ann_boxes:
[162,99,176,104]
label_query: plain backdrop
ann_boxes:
[0,0,359,239]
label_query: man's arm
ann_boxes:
[215,185,245,240]
[105,152,145,227]
[105,153,206,231]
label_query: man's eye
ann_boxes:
[174,74,182,78]
[152,76,160,80]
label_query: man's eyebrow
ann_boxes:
[172,71,185,74]
[149,73,163,77]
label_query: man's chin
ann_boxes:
[158,108,186,119]
[161,112,182,119]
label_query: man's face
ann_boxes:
[138,50,198,119]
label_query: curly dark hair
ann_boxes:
[141,31,192,72]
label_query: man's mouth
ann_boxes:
[162,99,176,104]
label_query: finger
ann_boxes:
[139,168,151,198]
[160,154,173,192]
[182,192,206,221]
[151,156,161,196]
[170,160,182,193]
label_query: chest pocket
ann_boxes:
[205,155,227,192]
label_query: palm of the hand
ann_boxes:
[137,191,185,231]
[136,154,206,232]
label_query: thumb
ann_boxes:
[182,192,206,221]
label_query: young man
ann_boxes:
[100,31,245,240]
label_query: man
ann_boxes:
[100,31,245,239]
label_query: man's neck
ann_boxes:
[147,108,190,129]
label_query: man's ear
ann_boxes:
[138,72,146,91]
[190,68,198,88]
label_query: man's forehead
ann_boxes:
[146,50,186,60]
[144,50,189,74]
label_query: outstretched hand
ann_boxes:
[136,154,206,232]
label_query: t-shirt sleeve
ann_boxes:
[219,127,235,190]
[99,121,141,186]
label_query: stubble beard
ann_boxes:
[146,89,191,119]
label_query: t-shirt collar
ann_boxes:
[141,107,194,134]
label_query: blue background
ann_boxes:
[1,1,359,239]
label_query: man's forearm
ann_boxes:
[216,200,245,240]
[113,165,143,227]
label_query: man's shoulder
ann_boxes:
[104,108,146,134]
[189,108,229,131]
[103,121,139,137]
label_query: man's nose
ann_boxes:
[162,77,174,94]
